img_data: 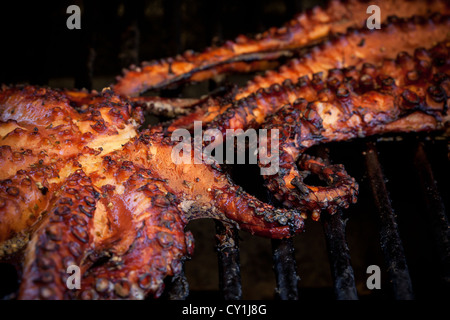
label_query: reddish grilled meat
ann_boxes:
[0,86,303,299]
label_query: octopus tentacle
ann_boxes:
[63,89,201,118]
[125,130,305,239]
[77,186,191,300]
[168,13,450,132]
[292,154,358,220]
[113,0,449,96]
[261,42,450,219]
[130,96,201,118]
[207,177,305,238]
[239,14,450,101]
[18,170,99,300]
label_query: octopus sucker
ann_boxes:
[113,0,449,96]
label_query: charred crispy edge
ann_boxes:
[63,88,200,118]
[114,51,291,96]
[211,183,305,239]
[261,43,449,217]
[0,232,29,261]
[65,88,146,125]
[113,1,449,95]
[129,96,201,117]
[18,170,99,300]
[0,171,51,258]
[194,148,305,238]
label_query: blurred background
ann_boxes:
[0,0,324,89]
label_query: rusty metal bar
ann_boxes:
[413,142,450,286]
[322,210,359,300]
[364,141,414,300]
[314,146,358,300]
[271,238,300,300]
[215,221,242,300]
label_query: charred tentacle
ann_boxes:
[261,43,450,218]
[292,155,358,220]
[168,14,450,132]
[19,170,98,300]
[114,0,449,96]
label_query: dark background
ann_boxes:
[0,0,324,89]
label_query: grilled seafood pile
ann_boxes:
[0,0,449,299]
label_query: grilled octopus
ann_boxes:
[0,86,304,299]
[1,0,449,301]
[64,90,202,118]
[174,41,450,221]
[258,41,450,219]
[2,40,448,299]
[164,14,450,218]
[168,13,450,131]
[113,0,449,96]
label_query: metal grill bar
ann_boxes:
[215,221,242,300]
[271,238,300,300]
[165,267,190,300]
[316,146,358,300]
[413,142,450,286]
[364,141,414,300]
[322,210,359,300]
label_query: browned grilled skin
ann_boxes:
[261,42,450,219]
[114,0,449,96]
[64,89,201,118]
[119,130,304,239]
[19,170,99,300]
[129,96,201,117]
[75,180,192,300]
[0,86,302,299]
[169,13,450,132]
